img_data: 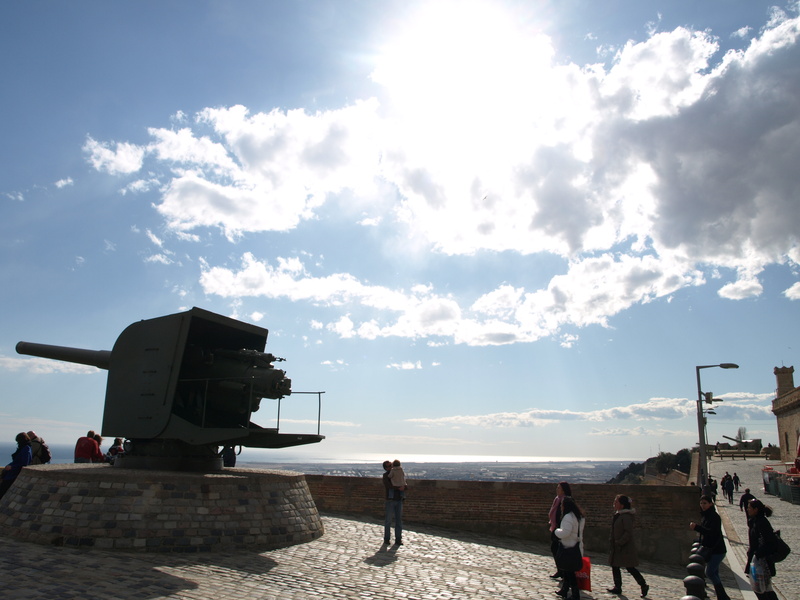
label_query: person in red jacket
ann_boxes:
[74,430,104,463]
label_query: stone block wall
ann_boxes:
[305,476,701,563]
[0,464,323,552]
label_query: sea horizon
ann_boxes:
[1,444,647,466]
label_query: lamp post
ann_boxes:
[696,363,739,487]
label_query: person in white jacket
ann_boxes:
[554,496,586,600]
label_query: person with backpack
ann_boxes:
[27,431,51,464]
[745,499,782,600]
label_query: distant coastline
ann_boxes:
[5,444,641,483]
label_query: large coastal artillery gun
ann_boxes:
[16,307,324,470]
[720,435,762,453]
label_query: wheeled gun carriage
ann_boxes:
[16,307,324,470]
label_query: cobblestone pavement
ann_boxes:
[709,456,798,600]
[0,510,730,600]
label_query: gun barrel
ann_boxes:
[16,341,111,370]
[721,435,739,442]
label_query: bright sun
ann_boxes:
[372,1,554,123]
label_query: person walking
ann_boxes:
[548,482,572,579]
[732,473,740,492]
[382,460,404,545]
[0,432,33,501]
[554,495,585,600]
[744,499,780,600]
[739,488,756,527]
[722,477,734,504]
[607,494,649,598]
[690,495,730,600]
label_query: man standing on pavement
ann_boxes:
[382,459,404,545]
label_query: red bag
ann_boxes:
[576,556,591,591]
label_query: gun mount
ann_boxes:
[720,435,763,453]
[16,307,324,470]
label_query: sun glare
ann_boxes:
[372,1,554,123]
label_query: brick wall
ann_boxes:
[306,475,701,564]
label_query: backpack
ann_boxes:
[770,530,791,563]
[38,442,52,464]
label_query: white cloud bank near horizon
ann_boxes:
[83,8,800,347]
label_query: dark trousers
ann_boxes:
[612,566,646,590]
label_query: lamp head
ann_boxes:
[719,363,739,369]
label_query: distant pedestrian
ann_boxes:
[27,430,51,464]
[607,494,649,598]
[382,460,404,545]
[745,499,780,600]
[0,432,33,501]
[74,430,104,463]
[690,495,730,600]
[554,495,585,600]
[740,488,756,518]
[732,473,740,491]
[548,481,572,579]
[722,477,734,504]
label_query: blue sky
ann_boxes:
[2,1,799,462]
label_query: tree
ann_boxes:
[736,427,748,441]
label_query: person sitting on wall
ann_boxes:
[0,432,33,500]
[106,437,125,464]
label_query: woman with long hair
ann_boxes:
[0,432,32,501]
[548,481,572,579]
[745,499,780,600]
[608,494,649,597]
[690,495,730,600]
[554,495,585,600]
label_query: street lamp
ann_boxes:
[696,363,739,487]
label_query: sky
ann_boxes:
[1,0,799,462]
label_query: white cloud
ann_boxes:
[83,136,145,174]
[386,361,422,370]
[54,177,73,188]
[406,394,776,428]
[0,356,102,375]
[783,282,800,300]
[86,11,800,347]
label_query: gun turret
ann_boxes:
[16,307,324,470]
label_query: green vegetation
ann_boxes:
[605,448,693,484]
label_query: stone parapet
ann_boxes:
[305,475,700,564]
[0,464,323,552]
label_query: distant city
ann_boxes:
[242,460,631,483]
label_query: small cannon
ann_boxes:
[17,307,324,470]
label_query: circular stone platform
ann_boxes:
[0,464,323,552]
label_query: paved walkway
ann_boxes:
[0,509,725,600]
[708,456,798,600]
[8,459,798,600]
